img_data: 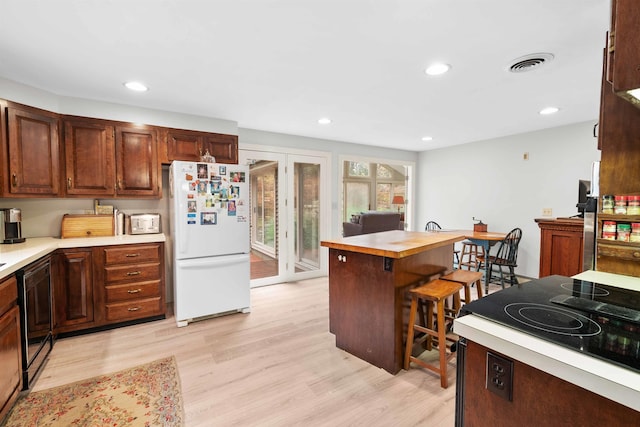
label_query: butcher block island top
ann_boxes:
[321,230,465,374]
[320,230,465,258]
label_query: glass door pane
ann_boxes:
[240,151,286,287]
[294,162,320,271]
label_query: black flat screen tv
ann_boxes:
[576,179,591,216]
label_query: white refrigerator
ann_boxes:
[169,160,250,327]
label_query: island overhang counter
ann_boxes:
[321,230,465,373]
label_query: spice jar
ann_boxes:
[617,223,631,242]
[631,223,640,243]
[614,195,627,214]
[602,195,614,214]
[627,195,640,215]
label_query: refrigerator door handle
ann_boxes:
[179,253,249,269]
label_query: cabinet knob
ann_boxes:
[634,252,640,259]
[67,177,72,189]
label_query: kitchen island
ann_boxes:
[453,271,640,426]
[320,230,465,374]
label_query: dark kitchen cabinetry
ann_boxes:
[52,248,95,333]
[0,101,61,197]
[94,243,165,324]
[456,339,639,426]
[0,274,21,423]
[63,118,116,196]
[606,0,640,108]
[52,243,165,334]
[535,218,584,278]
[63,117,160,198]
[163,128,238,164]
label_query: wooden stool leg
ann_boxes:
[426,299,434,350]
[436,299,448,388]
[404,295,419,370]
[475,278,484,299]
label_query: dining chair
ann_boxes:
[476,227,522,290]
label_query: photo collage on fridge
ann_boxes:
[184,163,248,226]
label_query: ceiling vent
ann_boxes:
[508,53,554,73]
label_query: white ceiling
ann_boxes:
[0,0,610,152]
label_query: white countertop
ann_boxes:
[454,270,640,412]
[0,234,166,279]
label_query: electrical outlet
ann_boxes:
[542,208,552,216]
[486,352,513,401]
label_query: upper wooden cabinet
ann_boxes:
[163,128,238,164]
[63,117,160,198]
[607,0,640,108]
[114,125,160,197]
[1,102,60,197]
[64,118,116,196]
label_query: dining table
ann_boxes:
[430,229,507,295]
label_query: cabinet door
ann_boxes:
[64,118,116,196]
[5,103,60,196]
[115,125,160,197]
[166,129,203,162]
[610,0,640,96]
[203,133,238,164]
[0,305,22,422]
[53,249,94,332]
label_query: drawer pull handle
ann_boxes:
[127,288,142,294]
[12,173,17,187]
[127,307,141,312]
[126,271,141,276]
[125,253,140,258]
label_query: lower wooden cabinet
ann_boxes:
[95,243,165,324]
[456,339,639,426]
[535,218,584,277]
[52,242,165,335]
[53,248,95,333]
[0,275,22,423]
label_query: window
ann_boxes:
[342,160,411,223]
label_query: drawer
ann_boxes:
[103,244,161,265]
[105,279,162,303]
[597,242,640,262]
[0,275,18,316]
[104,262,161,284]
[105,297,163,322]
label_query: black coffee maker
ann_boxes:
[1,208,26,244]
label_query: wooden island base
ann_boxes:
[322,230,464,374]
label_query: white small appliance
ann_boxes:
[169,160,250,327]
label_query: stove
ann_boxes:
[460,275,640,373]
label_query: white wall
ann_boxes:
[417,121,601,279]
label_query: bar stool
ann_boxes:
[404,279,462,388]
[458,240,484,270]
[441,270,484,303]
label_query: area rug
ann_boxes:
[3,356,184,427]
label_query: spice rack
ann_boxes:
[596,212,640,277]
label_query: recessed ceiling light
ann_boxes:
[318,118,331,125]
[539,107,559,115]
[421,136,433,141]
[124,81,148,92]
[425,63,451,76]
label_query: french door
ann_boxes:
[240,148,329,287]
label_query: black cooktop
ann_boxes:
[460,275,640,373]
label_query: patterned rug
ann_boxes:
[3,356,184,427]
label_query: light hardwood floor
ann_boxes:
[33,277,460,426]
